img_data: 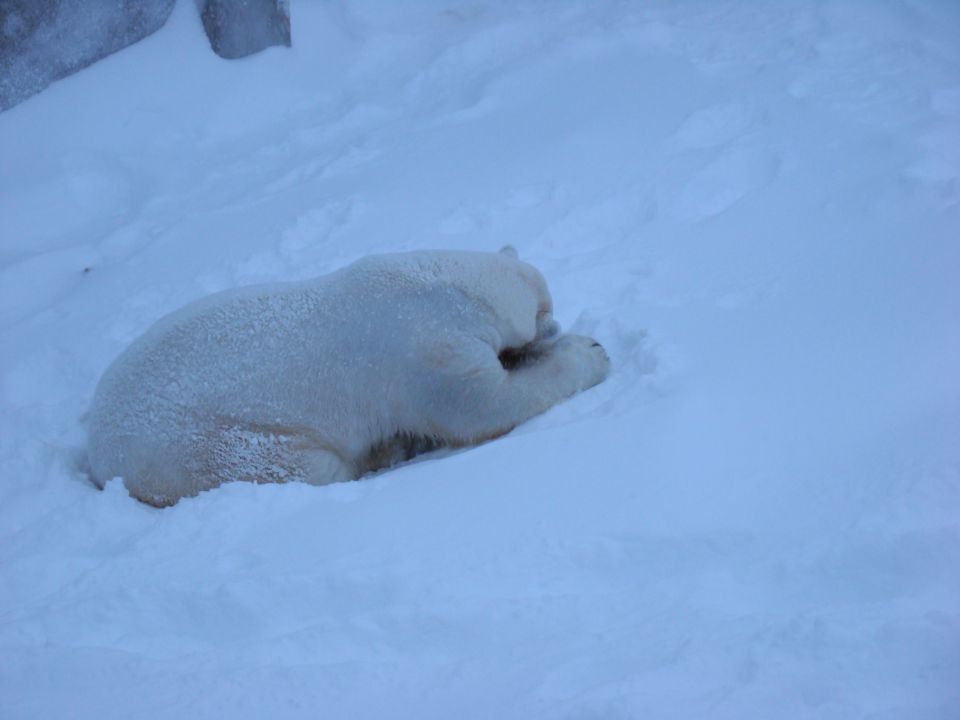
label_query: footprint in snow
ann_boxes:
[439,206,485,235]
[903,125,960,208]
[506,183,552,209]
[671,102,759,151]
[669,147,780,222]
[279,202,353,260]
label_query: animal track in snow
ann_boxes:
[279,202,354,260]
[904,124,960,206]
[671,102,759,151]
[506,183,553,209]
[670,147,780,222]
[439,205,485,235]
[931,86,960,118]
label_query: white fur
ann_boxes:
[86,249,609,506]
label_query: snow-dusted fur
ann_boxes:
[86,248,609,506]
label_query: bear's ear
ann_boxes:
[499,245,519,259]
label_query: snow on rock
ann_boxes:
[1,1,958,718]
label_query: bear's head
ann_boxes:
[448,246,558,352]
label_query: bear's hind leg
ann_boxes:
[202,421,354,488]
[121,421,356,505]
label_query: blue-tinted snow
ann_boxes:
[1,1,958,718]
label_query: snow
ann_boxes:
[1,1,958,718]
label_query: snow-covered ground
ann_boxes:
[1,1,958,717]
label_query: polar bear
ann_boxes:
[86,248,609,506]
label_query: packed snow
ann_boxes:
[1,1,958,718]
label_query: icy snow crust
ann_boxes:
[1,1,958,718]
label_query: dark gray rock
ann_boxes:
[200,0,291,60]
[0,0,176,111]
[0,0,292,112]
